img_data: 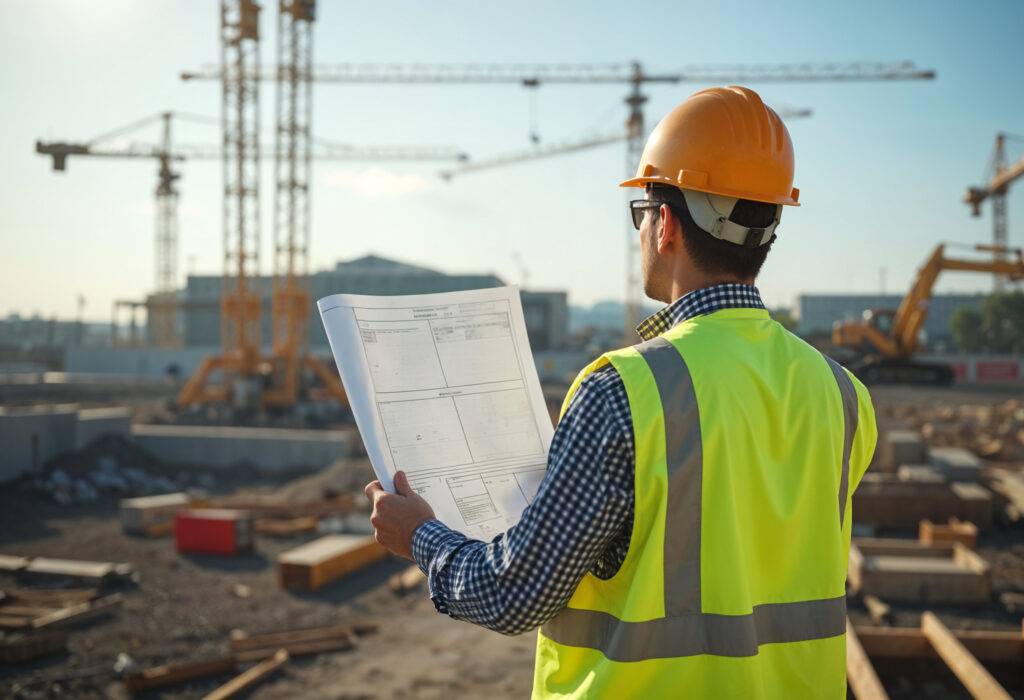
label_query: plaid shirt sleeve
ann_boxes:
[411,364,635,636]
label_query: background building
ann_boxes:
[797,293,986,350]
[183,254,569,353]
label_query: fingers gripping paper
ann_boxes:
[318,287,554,540]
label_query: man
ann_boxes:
[366,85,876,698]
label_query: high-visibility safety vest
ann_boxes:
[533,308,876,699]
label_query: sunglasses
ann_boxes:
[629,200,663,230]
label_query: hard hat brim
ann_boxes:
[618,176,801,207]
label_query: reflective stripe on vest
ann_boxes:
[541,336,858,662]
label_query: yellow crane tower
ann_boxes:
[964,132,1024,292]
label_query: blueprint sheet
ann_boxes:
[317,287,554,540]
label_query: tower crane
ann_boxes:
[964,132,1024,292]
[183,59,935,341]
[35,115,466,355]
[437,107,812,180]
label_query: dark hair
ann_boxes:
[646,184,776,280]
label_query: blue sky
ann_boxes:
[2,0,1022,320]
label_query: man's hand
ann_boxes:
[364,471,436,560]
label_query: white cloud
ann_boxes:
[322,167,433,198]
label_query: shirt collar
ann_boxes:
[635,283,765,341]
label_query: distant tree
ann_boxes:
[950,290,1024,353]
[770,307,798,332]
[951,307,984,353]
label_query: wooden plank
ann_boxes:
[278,535,388,591]
[389,565,425,595]
[4,587,97,606]
[0,615,33,630]
[233,636,353,662]
[255,516,319,537]
[32,593,122,629]
[920,612,1012,700]
[0,554,29,572]
[863,595,891,626]
[854,625,1024,664]
[846,619,889,700]
[0,630,68,664]
[203,649,288,700]
[123,656,238,692]
[0,604,59,617]
[230,624,354,651]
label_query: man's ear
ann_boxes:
[657,203,680,254]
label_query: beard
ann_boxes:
[640,230,670,304]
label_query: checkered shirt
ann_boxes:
[412,283,766,635]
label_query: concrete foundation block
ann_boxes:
[929,446,984,482]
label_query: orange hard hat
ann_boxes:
[620,85,800,206]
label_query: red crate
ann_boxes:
[175,508,253,555]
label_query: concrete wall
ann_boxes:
[0,405,133,483]
[131,424,352,471]
[75,407,132,449]
[0,405,79,482]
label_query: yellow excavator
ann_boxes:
[832,243,1024,384]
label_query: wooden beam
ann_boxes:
[846,619,889,700]
[123,656,237,692]
[864,595,891,626]
[389,565,425,595]
[920,612,1011,700]
[32,594,122,630]
[230,624,355,662]
[202,649,288,700]
[0,630,68,664]
[854,625,1024,664]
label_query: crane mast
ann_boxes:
[964,133,1024,292]
[269,0,315,406]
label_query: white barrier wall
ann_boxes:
[922,355,1024,384]
[130,424,352,471]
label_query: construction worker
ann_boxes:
[365,85,877,698]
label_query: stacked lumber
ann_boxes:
[213,493,355,519]
[919,518,978,550]
[277,535,387,591]
[853,473,993,530]
[123,656,238,692]
[230,625,358,661]
[175,508,253,555]
[0,630,68,664]
[0,555,134,586]
[203,649,288,700]
[120,623,377,693]
[389,565,426,595]
[849,538,991,604]
[888,398,1024,461]
[850,615,1019,699]
[255,516,319,537]
[986,467,1024,524]
[0,588,121,633]
[120,492,195,535]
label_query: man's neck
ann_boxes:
[668,276,754,304]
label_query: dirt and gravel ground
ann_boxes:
[1,383,1023,698]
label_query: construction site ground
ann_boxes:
[1,384,1023,698]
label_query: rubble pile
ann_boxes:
[884,399,1024,462]
[32,435,215,506]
